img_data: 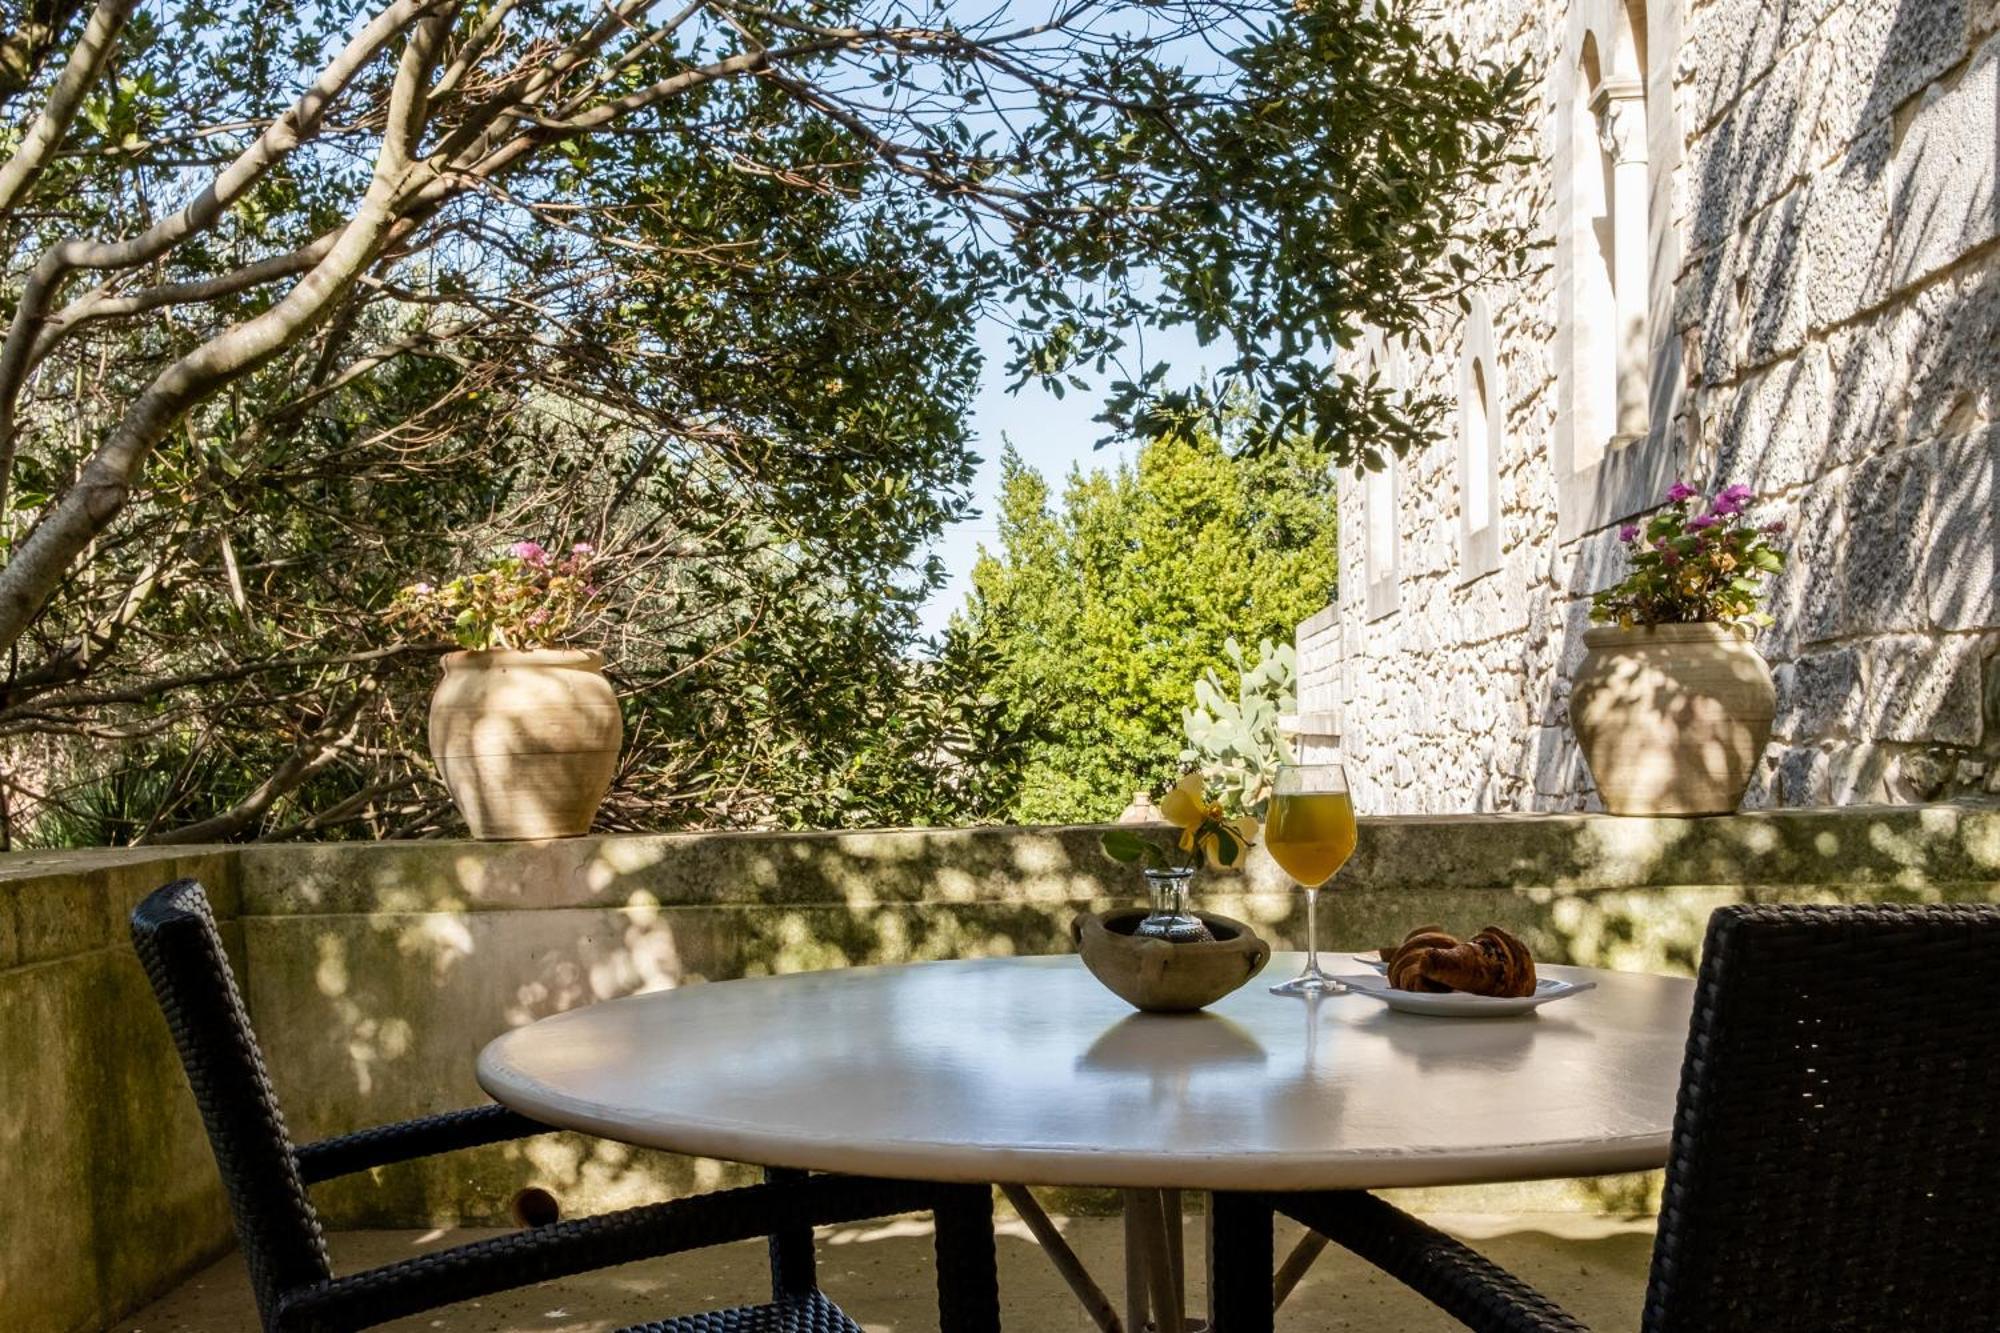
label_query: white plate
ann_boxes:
[1336,971,1596,1017]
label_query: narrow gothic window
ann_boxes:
[1458,296,1504,580]
[1595,3,1649,442]
[1465,365,1490,521]
[1363,338,1405,621]
[1570,36,1618,472]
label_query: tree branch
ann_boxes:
[0,1,449,512]
[139,683,375,844]
[0,9,458,657]
[0,0,133,213]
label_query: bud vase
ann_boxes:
[1135,867,1215,943]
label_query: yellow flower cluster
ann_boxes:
[1157,773,1261,871]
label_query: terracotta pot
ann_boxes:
[428,649,622,839]
[1072,909,1271,1013]
[1569,623,1775,816]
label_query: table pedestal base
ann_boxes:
[1124,1188,1204,1333]
[1009,1187,1321,1332]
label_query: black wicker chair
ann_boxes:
[1208,902,2000,1333]
[132,878,1001,1333]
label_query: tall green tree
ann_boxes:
[964,424,1336,823]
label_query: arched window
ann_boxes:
[1457,296,1504,580]
[1552,0,1679,538]
[1596,0,1650,440]
[1363,336,1405,621]
[1570,34,1618,471]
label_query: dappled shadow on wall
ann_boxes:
[285,830,1118,1223]
[281,803,1999,1223]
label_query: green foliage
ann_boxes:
[1099,827,1159,865]
[2,5,1009,843]
[613,610,1032,833]
[1011,0,1540,465]
[1182,637,1296,818]
[1591,485,1788,628]
[22,739,232,847]
[0,0,1525,842]
[963,420,1336,824]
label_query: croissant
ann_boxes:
[1380,925,1457,992]
[1385,925,1537,998]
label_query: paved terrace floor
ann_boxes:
[128,1210,1654,1330]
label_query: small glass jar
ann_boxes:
[1134,867,1214,943]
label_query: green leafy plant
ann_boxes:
[1591,484,1788,628]
[388,542,607,651]
[1182,637,1297,817]
[1101,773,1260,871]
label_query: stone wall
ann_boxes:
[1296,0,2000,813]
[7,809,2000,1328]
[0,849,239,1333]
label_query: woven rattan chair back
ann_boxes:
[1644,901,2000,1331]
[132,879,333,1325]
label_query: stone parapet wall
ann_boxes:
[6,809,1999,1327]
[0,848,239,1333]
[1304,0,2000,814]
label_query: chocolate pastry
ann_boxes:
[1385,924,1537,998]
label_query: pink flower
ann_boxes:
[1619,523,1640,542]
[412,581,433,595]
[571,542,594,555]
[510,541,549,568]
[1666,481,1700,503]
[1710,484,1754,516]
[1687,514,1719,530]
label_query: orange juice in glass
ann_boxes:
[1266,763,1355,996]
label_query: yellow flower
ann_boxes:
[1199,814,1262,871]
[1158,772,1209,830]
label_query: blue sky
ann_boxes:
[902,0,1249,639]
[915,314,1224,638]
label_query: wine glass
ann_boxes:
[1265,762,1357,996]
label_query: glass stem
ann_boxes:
[1304,886,1321,974]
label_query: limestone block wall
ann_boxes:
[1300,0,2000,813]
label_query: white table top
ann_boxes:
[477,954,1695,1192]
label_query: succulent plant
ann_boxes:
[1180,636,1297,817]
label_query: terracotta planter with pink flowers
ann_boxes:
[1573,483,1788,817]
[1570,623,1775,815]
[390,540,622,838]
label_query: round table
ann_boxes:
[479,953,1694,1190]
[479,953,1694,1331]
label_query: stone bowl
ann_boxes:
[1071,909,1272,1013]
